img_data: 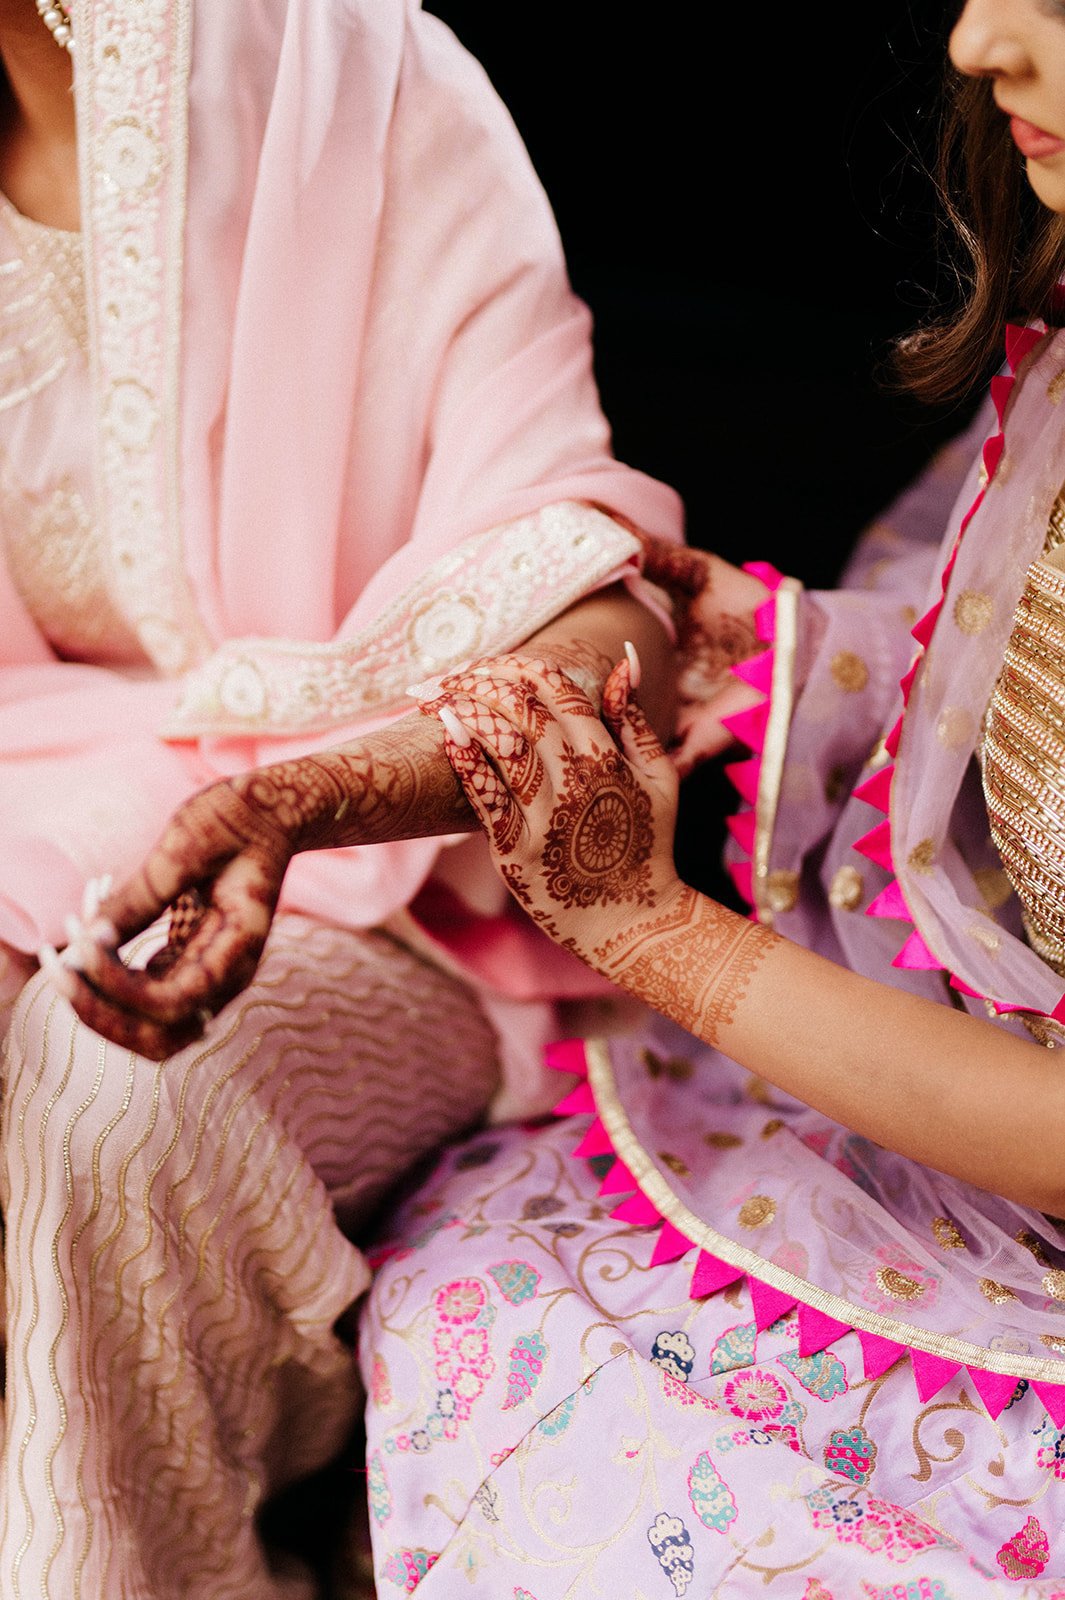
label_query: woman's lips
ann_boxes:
[1010,114,1065,160]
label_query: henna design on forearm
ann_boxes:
[593,886,780,1043]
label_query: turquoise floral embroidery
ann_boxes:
[709,1320,756,1374]
[488,1260,541,1306]
[687,1451,738,1533]
[803,1484,950,1561]
[367,1449,392,1526]
[381,1548,439,1591]
[502,1331,548,1410]
[778,1346,848,1400]
[824,1425,877,1486]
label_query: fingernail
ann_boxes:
[88,917,120,949]
[438,705,473,749]
[80,873,113,923]
[406,676,444,700]
[37,944,77,1000]
[64,911,88,947]
[624,640,642,690]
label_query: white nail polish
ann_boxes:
[88,917,120,949]
[624,640,642,690]
[438,705,473,748]
[37,945,77,1000]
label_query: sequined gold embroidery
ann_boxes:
[830,651,869,693]
[738,1195,776,1229]
[1023,1014,1065,1048]
[979,1278,1017,1305]
[658,1151,691,1179]
[828,865,864,912]
[1042,1269,1065,1302]
[1042,1334,1065,1354]
[931,1217,967,1251]
[705,1132,743,1150]
[761,1118,784,1139]
[875,1267,924,1302]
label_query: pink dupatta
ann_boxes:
[0,0,681,954]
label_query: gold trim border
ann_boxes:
[586,1037,1065,1383]
[753,578,801,926]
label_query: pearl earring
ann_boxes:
[35,0,73,54]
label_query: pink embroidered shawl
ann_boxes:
[0,0,681,956]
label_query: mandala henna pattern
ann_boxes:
[541,743,655,910]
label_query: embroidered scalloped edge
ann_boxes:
[543,1036,1065,1426]
[852,322,1065,1027]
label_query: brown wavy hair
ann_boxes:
[896,71,1065,403]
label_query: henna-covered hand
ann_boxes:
[433,649,779,1042]
[46,714,477,1060]
[633,533,773,776]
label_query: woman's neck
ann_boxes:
[0,1,77,229]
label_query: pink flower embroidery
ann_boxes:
[722,1368,787,1421]
[434,1277,487,1324]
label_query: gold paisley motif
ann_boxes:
[875,1266,924,1302]
[738,1195,776,1230]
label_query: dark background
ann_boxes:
[422,3,974,895]
[426,2,974,586]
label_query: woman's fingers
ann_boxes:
[438,705,524,856]
[602,648,676,794]
[670,676,762,777]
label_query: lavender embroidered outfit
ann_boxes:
[360,335,1065,1596]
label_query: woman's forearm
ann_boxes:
[273,584,675,855]
[598,886,1065,1213]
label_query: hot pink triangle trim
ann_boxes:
[853,766,893,813]
[753,598,777,643]
[899,656,920,706]
[967,1366,1023,1420]
[749,1277,797,1331]
[690,1251,745,1298]
[866,879,910,921]
[892,929,943,971]
[858,1332,907,1381]
[797,1305,853,1357]
[571,1118,614,1159]
[1005,322,1044,371]
[910,604,941,650]
[884,716,903,758]
[724,757,760,807]
[853,819,893,869]
[911,1349,963,1402]
[990,371,1013,426]
[598,1158,637,1197]
[726,810,757,856]
[544,1038,590,1078]
[610,1191,662,1226]
[732,649,774,694]
[650,1221,696,1267]
[553,1081,595,1117]
[742,561,785,592]
[721,700,770,754]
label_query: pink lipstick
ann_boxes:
[1010,115,1065,160]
